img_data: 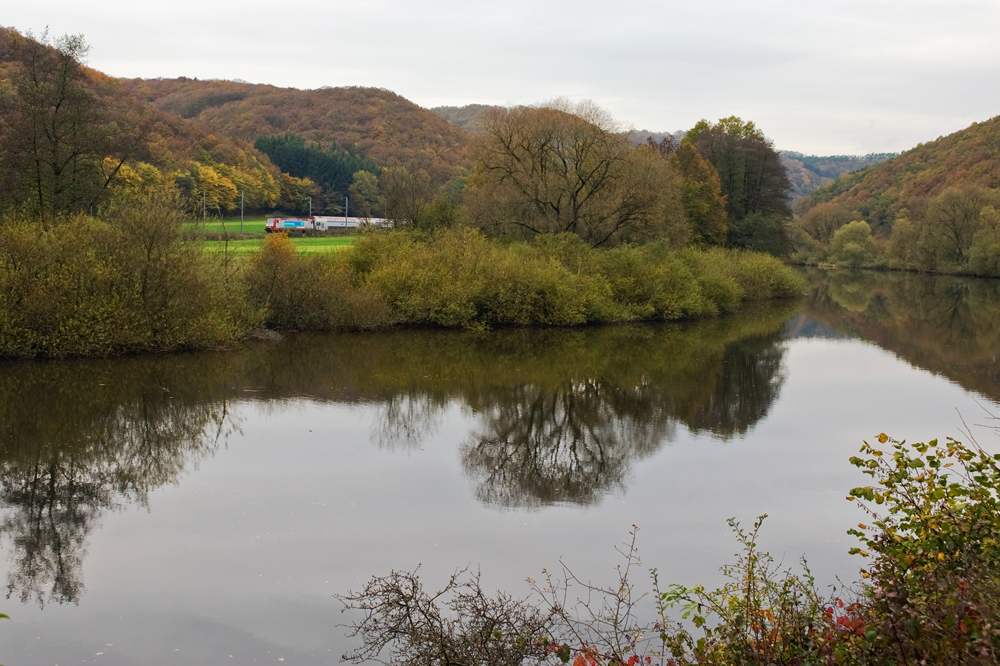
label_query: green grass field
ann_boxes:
[183,219,269,234]
[202,235,359,256]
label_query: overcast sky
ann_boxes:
[7,0,1000,155]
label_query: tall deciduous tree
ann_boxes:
[687,117,792,254]
[672,142,728,246]
[348,170,383,218]
[0,29,144,222]
[923,186,997,267]
[466,101,687,248]
[798,201,854,244]
[382,166,433,228]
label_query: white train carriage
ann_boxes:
[313,216,392,230]
[266,216,393,233]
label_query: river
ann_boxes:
[1,269,998,664]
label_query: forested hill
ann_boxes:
[781,151,896,200]
[0,27,315,217]
[123,79,471,182]
[430,104,498,133]
[796,116,1000,232]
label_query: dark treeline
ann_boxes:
[254,134,380,212]
[685,117,794,255]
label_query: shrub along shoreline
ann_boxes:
[0,219,804,359]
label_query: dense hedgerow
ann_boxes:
[243,233,393,331]
[0,194,256,358]
[0,215,804,357]
[247,228,804,332]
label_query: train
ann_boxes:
[265,216,392,232]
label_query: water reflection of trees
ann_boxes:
[255,313,796,510]
[0,357,240,606]
[462,381,677,508]
[450,311,796,508]
[683,335,787,438]
[0,301,799,603]
[800,269,1000,402]
[8,270,1000,605]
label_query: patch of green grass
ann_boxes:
[183,219,268,234]
[203,235,358,255]
[288,236,359,253]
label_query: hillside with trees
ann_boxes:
[781,151,896,199]
[796,117,1000,232]
[430,104,498,133]
[124,78,472,184]
[0,27,317,219]
[0,30,804,359]
[793,116,1000,276]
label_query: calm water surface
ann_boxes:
[1,269,999,665]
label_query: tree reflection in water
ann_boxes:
[462,381,676,508]
[456,308,796,508]
[0,301,801,604]
[4,270,999,606]
[800,269,1000,402]
[0,356,240,606]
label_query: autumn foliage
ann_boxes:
[792,116,1000,275]
[122,78,471,184]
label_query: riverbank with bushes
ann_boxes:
[0,215,804,359]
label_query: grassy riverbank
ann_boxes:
[182,220,360,256]
[0,217,804,358]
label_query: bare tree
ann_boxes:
[0,28,147,222]
[466,102,687,248]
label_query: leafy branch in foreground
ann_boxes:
[848,433,1000,664]
[657,515,854,665]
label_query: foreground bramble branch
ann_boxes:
[337,567,555,666]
